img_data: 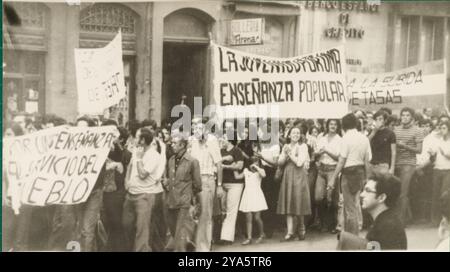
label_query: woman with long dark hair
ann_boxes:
[314,119,342,233]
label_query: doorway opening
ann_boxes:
[162,42,208,125]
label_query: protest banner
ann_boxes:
[348,59,447,112]
[3,125,117,211]
[75,31,126,114]
[212,44,349,118]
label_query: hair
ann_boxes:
[139,128,154,145]
[141,119,158,130]
[415,112,425,124]
[117,126,129,144]
[368,171,401,209]
[286,126,305,144]
[420,119,434,130]
[308,126,319,136]
[373,110,389,122]
[25,116,34,128]
[400,107,415,119]
[43,114,57,126]
[386,115,398,127]
[102,119,118,127]
[173,135,188,149]
[439,120,450,133]
[379,107,392,115]
[126,119,141,138]
[293,119,303,128]
[250,155,262,168]
[9,122,25,136]
[440,190,450,220]
[76,116,96,127]
[325,119,342,136]
[278,120,285,133]
[342,113,358,131]
[354,109,366,118]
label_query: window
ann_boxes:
[3,50,45,122]
[400,16,420,67]
[400,16,446,68]
[422,17,444,62]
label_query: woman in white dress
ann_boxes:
[238,156,268,245]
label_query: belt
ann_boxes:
[342,165,365,174]
[319,164,337,171]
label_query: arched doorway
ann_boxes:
[79,3,139,126]
[162,8,214,124]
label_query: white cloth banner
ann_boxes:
[212,44,349,118]
[3,126,118,211]
[75,31,126,114]
[348,59,447,111]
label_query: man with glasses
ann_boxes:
[361,171,407,250]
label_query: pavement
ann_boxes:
[212,223,441,252]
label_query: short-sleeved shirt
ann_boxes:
[260,143,281,168]
[317,134,342,166]
[221,146,244,184]
[189,134,222,176]
[394,124,424,166]
[370,128,396,166]
[127,148,164,195]
[417,131,439,166]
[433,136,450,170]
[340,129,372,168]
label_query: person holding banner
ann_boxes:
[102,125,131,252]
[48,116,95,251]
[277,127,311,241]
[123,128,165,252]
[77,117,109,252]
[393,107,424,226]
[2,122,31,251]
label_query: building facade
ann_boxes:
[3,1,450,126]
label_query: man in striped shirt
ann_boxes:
[394,107,424,226]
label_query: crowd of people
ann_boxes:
[2,106,450,252]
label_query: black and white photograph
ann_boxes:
[2,0,450,253]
